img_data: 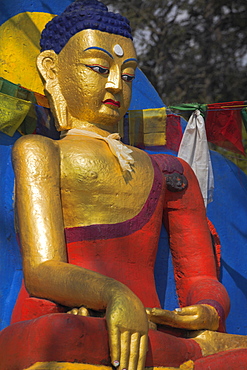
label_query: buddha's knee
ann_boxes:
[0,314,111,369]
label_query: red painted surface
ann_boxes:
[163,158,230,332]
[1,314,203,369]
[11,281,67,323]
[194,348,247,369]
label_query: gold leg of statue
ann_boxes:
[190,330,247,356]
[25,361,195,370]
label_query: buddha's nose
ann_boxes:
[105,66,122,93]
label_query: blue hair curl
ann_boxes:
[40,0,133,54]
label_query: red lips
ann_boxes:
[102,99,120,108]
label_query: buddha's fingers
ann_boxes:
[146,307,177,326]
[120,331,131,369]
[175,305,219,331]
[137,334,148,370]
[109,326,121,367]
[128,332,140,370]
[67,308,79,315]
[175,306,198,315]
[113,331,147,370]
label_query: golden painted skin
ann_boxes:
[12,29,247,370]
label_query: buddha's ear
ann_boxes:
[37,50,58,81]
[37,50,71,131]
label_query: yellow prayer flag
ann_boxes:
[128,107,167,147]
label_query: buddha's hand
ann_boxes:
[106,287,149,370]
[146,304,219,331]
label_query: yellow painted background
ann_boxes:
[0,12,56,94]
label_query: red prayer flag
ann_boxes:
[205,101,245,155]
[166,114,183,152]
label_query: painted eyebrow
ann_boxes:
[83,46,113,59]
[123,58,138,64]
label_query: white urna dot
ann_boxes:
[114,44,124,57]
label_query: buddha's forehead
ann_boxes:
[59,29,137,60]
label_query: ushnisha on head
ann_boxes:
[37,0,137,131]
[40,0,133,54]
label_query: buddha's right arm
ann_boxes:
[11,134,134,307]
[12,134,148,370]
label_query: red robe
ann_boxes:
[0,154,237,369]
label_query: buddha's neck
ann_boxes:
[69,117,119,137]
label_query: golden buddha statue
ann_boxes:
[1,1,247,369]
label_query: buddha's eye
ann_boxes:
[85,64,109,75]
[122,73,135,82]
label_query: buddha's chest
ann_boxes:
[58,137,154,226]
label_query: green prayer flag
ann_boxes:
[0,92,31,136]
[169,103,207,117]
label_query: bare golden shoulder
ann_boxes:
[12,134,59,161]
[12,134,58,151]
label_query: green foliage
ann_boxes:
[105,0,247,105]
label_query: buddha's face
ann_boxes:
[57,29,137,127]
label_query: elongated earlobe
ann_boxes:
[37,50,72,131]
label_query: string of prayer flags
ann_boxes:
[170,101,247,155]
[1,75,246,156]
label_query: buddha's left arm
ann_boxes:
[162,158,230,332]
